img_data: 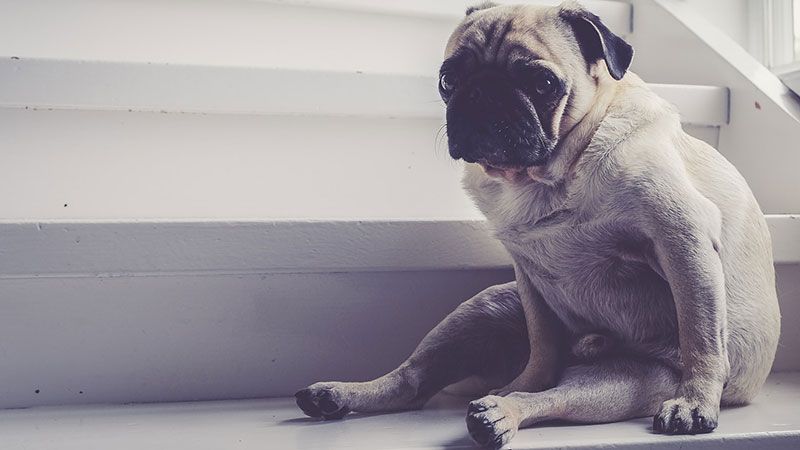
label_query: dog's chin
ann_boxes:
[478,162,531,184]
[478,153,553,183]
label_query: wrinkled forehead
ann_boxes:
[444,5,579,70]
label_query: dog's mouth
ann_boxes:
[478,161,529,183]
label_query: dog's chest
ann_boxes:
[472,177,676,339]
[496,203,648,289]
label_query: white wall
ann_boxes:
[682,0,751,49]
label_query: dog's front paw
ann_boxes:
[466,395,520,449]
[653,396,718,434]
[295,382,350,420]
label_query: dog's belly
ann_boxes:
[504,221,680,350]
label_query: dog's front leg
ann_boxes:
[648,208,729,434]
[490,263,562,395]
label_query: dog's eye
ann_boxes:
[533,71,557,97]
[439,73,457,96]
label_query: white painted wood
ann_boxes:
[1,262,797,408]
[768,215,800,264]
[0,109,794,279]
[0,59,443,118]
[0,220,505,277]
[0,270,516,408]
[0,372,797,449]
[260,0,633,34]
[0,0,454,75]
[647,83,729,125]
[0,0,627,76]
[1,216,797,279]
[776,264,800,373]
[0,110,475,221]
[775,63,800,95]
[0,109,724,223]
[0,58,729,126]
[683,124,720,147]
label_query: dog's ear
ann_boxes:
[559,3,634,80]
[466,1,499,16]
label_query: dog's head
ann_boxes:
[440,1,633,181]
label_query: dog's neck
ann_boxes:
[525,71,630,186]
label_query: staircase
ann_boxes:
[0,0,798,448]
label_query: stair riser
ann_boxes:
[0,109,723,220]
[0,1,629,74]
[0,265,797,409]
[0,269,514,408]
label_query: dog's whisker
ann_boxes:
[434,122,449,158]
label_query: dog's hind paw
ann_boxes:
[295,383,350,420]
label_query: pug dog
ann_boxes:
[295,2,781,448]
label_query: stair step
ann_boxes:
[1,372,797,449]
[1,258,797,409]
[1,216,798,279]
[0,1,629,75]
[0,58,729,126]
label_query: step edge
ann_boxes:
[1,215,796,279]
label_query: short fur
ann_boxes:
[295,2,780,448]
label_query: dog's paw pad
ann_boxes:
[466,396,518,449]
[653,397,718,435]
[295,384,350,420]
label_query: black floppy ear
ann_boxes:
[466,2,498,16]
[560,6,634,80]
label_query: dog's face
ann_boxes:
[440,2,633,181]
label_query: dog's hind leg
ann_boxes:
[295,281,529,419]
[466,357,679,448]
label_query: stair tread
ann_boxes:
[1,372,798,449]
